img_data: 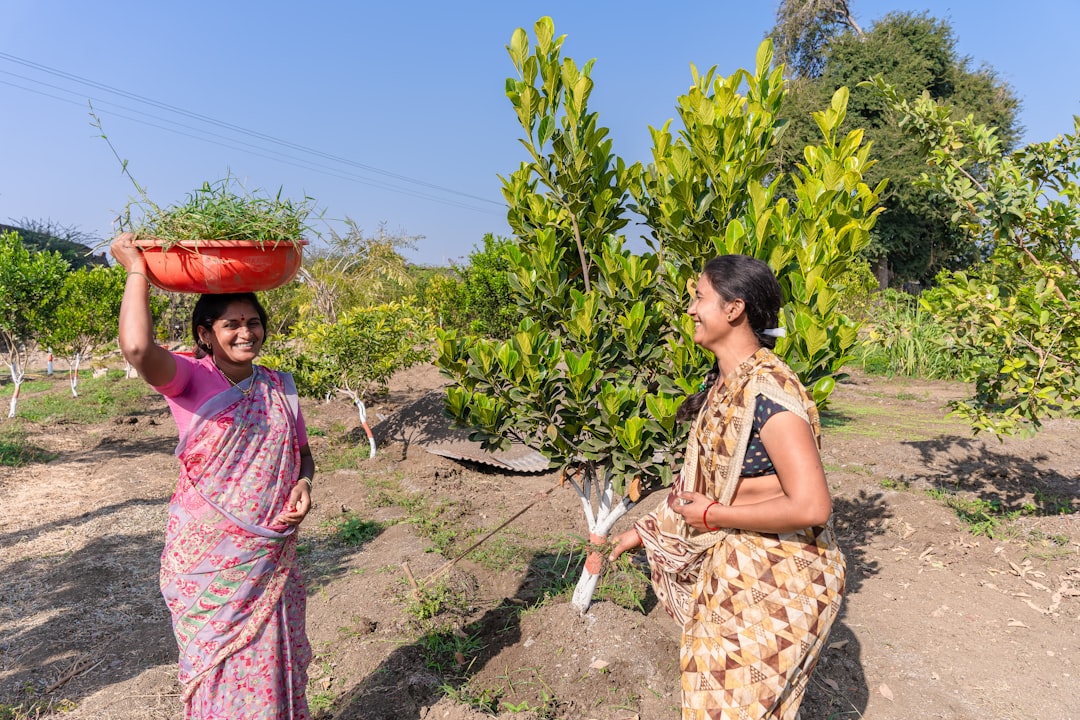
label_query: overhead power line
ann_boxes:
[0,51,505,214]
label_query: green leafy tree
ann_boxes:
[771,0,864,79]
[411,267,463,330]
[453,233,520,338]
[47,265,127,397]
[876,80,1080,435]
[436,19,881,612]
[632,59,884,405]
[263,302,433,457]
[0,231,69,417]
[771,10,1020,286]
[1,219,106,271]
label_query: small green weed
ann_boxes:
[441,679,501,714]
[0,433,56,467]
[333,514,385,547]
[1033,489,1076,515]
[595,552,651,612]
[405,577,472,625]
[0,698,76,719]
[409,499,471,557]
[466,533,533,572]
[925,488,1021,538]
[417,627,482,674]
[501,690,559,718]
[307,692,335,711]
[1024,530,1074,562]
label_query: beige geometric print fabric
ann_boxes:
[681,524,845,719]
[634,348,846,718]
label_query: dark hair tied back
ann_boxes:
[675,255,784,422]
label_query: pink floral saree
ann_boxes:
[159,366,311,719]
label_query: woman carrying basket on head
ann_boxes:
[112,233,314,719]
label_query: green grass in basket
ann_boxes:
[93,106,317,248]
[133,177,317,247]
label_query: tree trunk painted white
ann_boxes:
[566,465,636,614]
[339,389,377,459]
[355,398,376,459]
[69,353,81,398]
[7,359,24,418]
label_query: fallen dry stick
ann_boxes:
[416,484,558,587]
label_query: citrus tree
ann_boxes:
[0,231,69,417]
[263,302,433,457]
[632,58,884,406]
[47,264,127,397]
[875,79,1080,435]
[436,19,882,613]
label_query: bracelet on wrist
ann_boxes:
[127,270,150,287]
[299,476,313,490]
[703,501,721,532]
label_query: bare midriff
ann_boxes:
[730,473,784,506]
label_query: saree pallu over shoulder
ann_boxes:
[160,366,310,712]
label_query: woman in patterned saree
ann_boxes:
[608,254,846,720]
[112,233,314,719]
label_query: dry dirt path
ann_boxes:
[0,365,1077,719]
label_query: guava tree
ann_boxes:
[876,79,1080,435]
[0,231,69,417]
[263,302,433,457]
[436,20,882,613]
[47,264,126,397]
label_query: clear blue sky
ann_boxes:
[2,1,1078,266]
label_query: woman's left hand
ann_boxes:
[668,490,721,532]
[273,483,312,527]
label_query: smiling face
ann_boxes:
[198,300,265,365]
[687,273,738,353]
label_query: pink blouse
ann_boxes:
[152,353,308,446]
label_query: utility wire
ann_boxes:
[1,74,501,216]
[0,51,505,211]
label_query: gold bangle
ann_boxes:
[127,270,150,287]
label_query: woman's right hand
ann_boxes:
[110,232,145,271]
[607,528,643,564]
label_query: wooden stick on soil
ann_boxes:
[416,484,558,587]
[45,648,107,694]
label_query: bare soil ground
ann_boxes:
[1,362,1077,720]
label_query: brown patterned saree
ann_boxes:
[635,349,846,719]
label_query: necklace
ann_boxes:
[214,360,256,396]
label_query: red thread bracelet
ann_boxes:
[703,501,720,531]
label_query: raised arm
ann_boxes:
[111,233,176,387]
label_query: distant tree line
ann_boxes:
[0,220,109,271]
[769,0,1020,288]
